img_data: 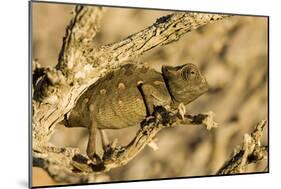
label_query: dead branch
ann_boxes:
[32,5,227,183]
[34,108,217,183]
[217,120,268,175]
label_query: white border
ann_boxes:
[1,0,279,189]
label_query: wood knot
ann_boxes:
[155,14,172,25]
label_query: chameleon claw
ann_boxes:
[110,138,118,149]
[103,138,119,154]
[178,102,186,120]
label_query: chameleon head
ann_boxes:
[162,63,208,106]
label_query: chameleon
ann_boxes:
[64,63,208,161]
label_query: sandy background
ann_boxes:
[32,2,268,186]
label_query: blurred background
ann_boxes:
[32,2,268,186]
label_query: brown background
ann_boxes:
[32,2,268,186]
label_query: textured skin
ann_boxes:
[67,64,171,129]
[65,63,208,159]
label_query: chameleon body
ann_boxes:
[65,63,208,160]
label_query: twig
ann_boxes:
[32,5,227,183]
[217,120,268,175]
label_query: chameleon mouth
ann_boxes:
[162,64,188,75]
[161,65,169,74]
[161,65,179,77]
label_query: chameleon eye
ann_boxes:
[181,67,197,80]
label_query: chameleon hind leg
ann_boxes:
[87,120,102,163]
[99,129,110,150]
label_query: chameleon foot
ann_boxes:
[89,152,102,164]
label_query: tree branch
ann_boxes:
[217,120,268,175]
[93,13,229,66]
[32,5,227,183]
[34,108,218,183]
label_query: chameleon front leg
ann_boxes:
[86,120,101,163]
[139,82,172,115]
[140,82,186,119]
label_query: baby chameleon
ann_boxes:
[64,63,208,161]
